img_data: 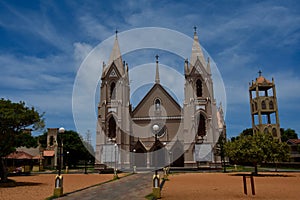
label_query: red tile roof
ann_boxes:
[287,139,300,144]
[5,151,33,159]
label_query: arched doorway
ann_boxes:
[150,140,166,168]
[170,140,184,167]
[132,140,147,168]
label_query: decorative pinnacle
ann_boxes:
[115,29,118,37]
[258,70,262,77]
[193,26,197,34]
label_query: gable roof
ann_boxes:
[132,83,182,116]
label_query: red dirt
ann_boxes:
[0,173,123,200]
[1,172,299,200]
[162,172,300,200]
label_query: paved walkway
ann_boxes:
[56,173,155,200]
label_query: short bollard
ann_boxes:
[133,165,136,174]
[153,171,161,199]
[53,175,63,197]
[163,167,168,179]
[242,175,255,195]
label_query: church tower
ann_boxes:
[96,32,131,168]
[183,28,220,165]
[249,71,281,139]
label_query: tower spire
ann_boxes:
[190,27,206,67]
[155,54,160,84]
[108,30,124,75]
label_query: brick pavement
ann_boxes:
[56,172,154,200]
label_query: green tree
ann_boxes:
[230,128,253,142]
[37,130,94,167]
[215,133,227,172]
[0,99,44,182]
[225,132,289,174]
[280,128,298,142]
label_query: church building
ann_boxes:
[96,29,226,170]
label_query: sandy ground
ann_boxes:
[1,172,300,200]
[162,172,300,200]
[0,173,125,200]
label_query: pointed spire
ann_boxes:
[207,57,211,75]
[190,26,206,67]
[184,58,189,75]
[155,54,160,84]
[108,30,124,75]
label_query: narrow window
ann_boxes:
[110,82,116,99]
[196,79,202,97]
[261,100,266,109]
[269,101,274,109]
[197,114,206,136]
[155,99,161,111]
[108,117,116,138]
[49,136,54,146]
[272,128,277,137]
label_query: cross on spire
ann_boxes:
[115,29,118,37]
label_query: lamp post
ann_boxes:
[152,124,161,198]
[133,149,136,173]
[152,124,159,169]
[65,151,69,174]
[58,127,65,176]
[114,143,118,179]
[54,127,65,197]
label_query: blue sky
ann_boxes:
[1,0,300,144]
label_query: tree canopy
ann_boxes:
[225,131,290,174]
[280,128,298,142]
[0,99,44,182]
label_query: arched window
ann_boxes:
[110,82,116,99]
[272,128,277,137]
[49,136,54,146]
[261,100,266,109]
[197,114,206,136]
[269,101,274,109]
[155,99,161,111]
[108,117,116,138]
[196,79,202,97]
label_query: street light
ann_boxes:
[153,124,159,140]
[58,127,65,176]
[54,127,65,197]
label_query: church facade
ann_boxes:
[95,29,226,170]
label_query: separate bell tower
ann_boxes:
[249,71,281,139]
